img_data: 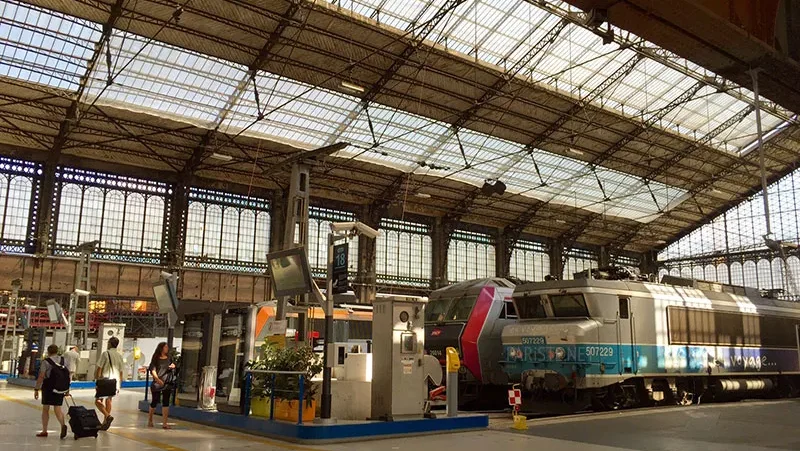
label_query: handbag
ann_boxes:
[95,351,118,397]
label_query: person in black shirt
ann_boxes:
[147,342,176,429]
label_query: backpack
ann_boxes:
[45,357,71,393]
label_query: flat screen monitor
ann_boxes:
[153,277,179,314]
[267,247,313,297]
[45,299,62,323]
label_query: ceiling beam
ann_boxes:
[325,0,467,145]
[523,0,796,124]
[49,0,126,162]
[589,80,705,168]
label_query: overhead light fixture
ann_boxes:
[480,179,506,196]
[414,192,431,199]
[555,219,567,224]
[566,148,584,156]
[709,187,722,194]
[655,239,667,244]
[210,152,233,162]
[340,80,365,93]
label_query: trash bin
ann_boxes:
[199,365,217,411]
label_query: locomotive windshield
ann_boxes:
[515,295,547,319]
[425,295,475,322]
[550,294,589,317]
[425,298,454,322]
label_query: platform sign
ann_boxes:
[265,318,287,336]
[332,243,348,294]
[508,388,522,406]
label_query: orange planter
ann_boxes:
[273,398,316,423]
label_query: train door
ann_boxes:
[616,296,637,374]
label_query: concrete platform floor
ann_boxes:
[0,384,797,450]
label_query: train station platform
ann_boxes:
[0,384,797,450]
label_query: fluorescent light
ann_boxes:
[414,192,431,198]
[566,148,584,156]
[210,152,233,162]
[340,81,365,93]
[555,219,567,224]
[655,239,667,244]
[709,187,722,194]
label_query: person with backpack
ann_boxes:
[34,344,70,439]
[95,336,124,430]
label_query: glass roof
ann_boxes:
[7,0,794,225]
[333,0,789,154]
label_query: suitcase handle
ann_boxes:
[65,393,76,407]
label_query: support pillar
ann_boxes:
[496,227,509,277]
[598,245,610,268]
[269,194,287,253]
[549,240,564,279]
[165,180,190,268]
[431,218,451,289]
[34,162,57,255]
[639,250,659,278]
[355,205,380,304]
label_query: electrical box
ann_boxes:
[370,296,427,420]
[98,323,126,356]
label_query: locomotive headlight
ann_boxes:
[555,347,566,361]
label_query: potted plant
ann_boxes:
[247,342,322,422]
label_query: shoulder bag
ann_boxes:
[95,351,118,397]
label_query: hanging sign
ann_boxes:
[332,243,349,294]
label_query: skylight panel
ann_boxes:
[0,0,100,91]
[223,73,360,147]
[85,32,246,127]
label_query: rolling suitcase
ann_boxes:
[66,395,101,439]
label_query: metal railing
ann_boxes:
[243,369,308,424]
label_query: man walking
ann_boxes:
[63,345,80,380]
[95,337,123,430]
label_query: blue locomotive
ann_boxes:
[501,274,800,410]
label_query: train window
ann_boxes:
[618,297,629,319]
[425,299,454,322]
[448,295,476,321]
[549,294,589,318]
[500,301,518,319]
[668,306,800,348]
[515,295,547,319]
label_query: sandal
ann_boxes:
[36,432,48,438]
[162,424,172,429]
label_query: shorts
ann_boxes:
[150,385,172,408]
[42,391,65,407]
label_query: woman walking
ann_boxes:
[147,342,176,429]
[34,344,69,439]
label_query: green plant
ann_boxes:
[246,343,322,406]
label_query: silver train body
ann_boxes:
[501,277,800,407]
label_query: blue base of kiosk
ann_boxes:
[138,400,488,444]
[8,377,148,389]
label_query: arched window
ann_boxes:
[730,262,744,287]
[448,230,495,283]
[183,188,271,272]
[510,240,549,282]
[375,218,432,287]
[53,168,168,263]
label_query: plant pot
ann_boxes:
[250,397,270,418]
[274,398,316,422]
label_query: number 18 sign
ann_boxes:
[332,243,349,294]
